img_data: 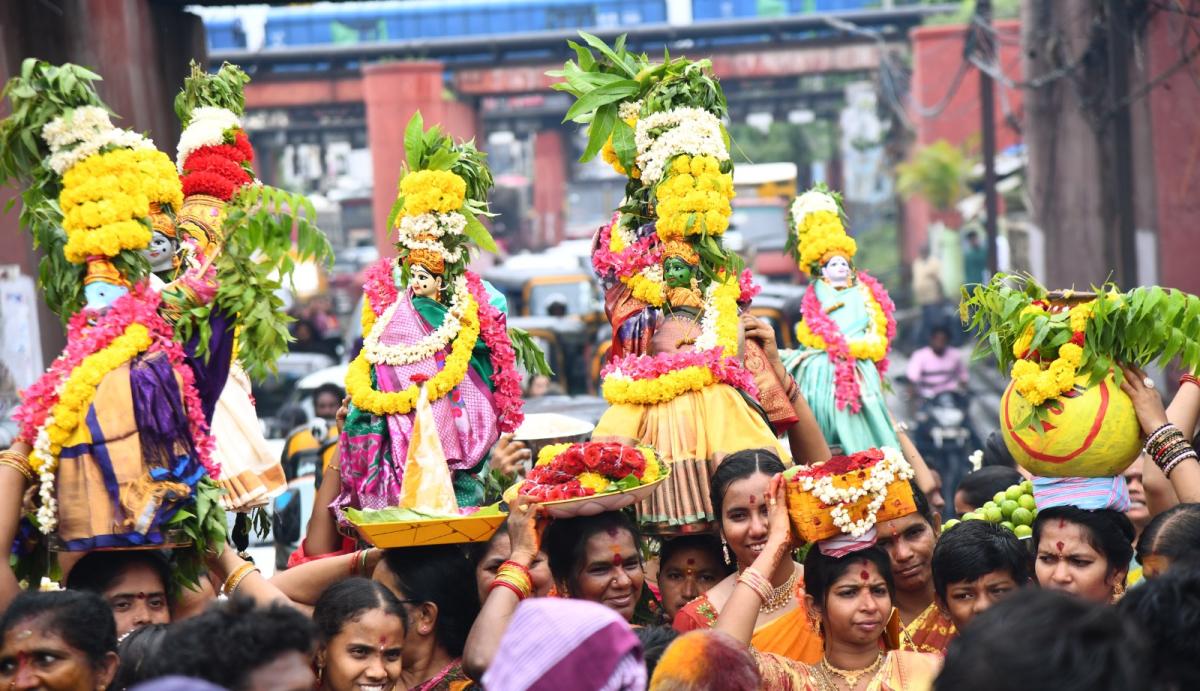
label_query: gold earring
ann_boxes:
[1111,581,1126,603]
[721,538,733,566]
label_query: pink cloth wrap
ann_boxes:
[336,291,498,516]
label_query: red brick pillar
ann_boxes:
[532,129,566,249]
[363,61,476,254]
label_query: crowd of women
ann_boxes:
[1,361,1198,691]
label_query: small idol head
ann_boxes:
[141,230,178,273]
[663,256,695,290]
[822,254,853,285]
[84,280,129,311]
[409,264,444,299]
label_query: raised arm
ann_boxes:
[741,315,831,465]
[463,500,544,681]
[303,397,351,556]
[0,443,32,610]
[1121,366,1200,505]
[715,474,792,645]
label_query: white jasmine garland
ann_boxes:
[41,106,156,175]
[32,424,57,533]
[400,236,464,264]
[176,106,243,172]
[363,275,470,366]
[790,190,840,227]
[396,212,467,241]
[634,108,729,184]
[618,100,642,122]
[796,447,914,538]
[692,282,722,352]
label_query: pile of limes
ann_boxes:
[942,480,1037,538]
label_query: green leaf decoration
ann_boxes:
[174,61,249,127]
[508,326,554,376]
[461,207,499,255]
[404,111,426,171]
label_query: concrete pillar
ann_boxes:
[532,129,566,249]
[363,61,476,253]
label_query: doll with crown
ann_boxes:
[553,35,842,531]
[781,186,900,455]
[0,61,228,572]
[334,114,538,523]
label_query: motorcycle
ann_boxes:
[907,386,980,516]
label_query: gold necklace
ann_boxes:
[817,652,885,690]
[759,566,798,614]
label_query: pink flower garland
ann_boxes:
[465,271,524,433]
[737,268,761,304]
[801,282,861,413]
[362,257,399,313]
[857,271,897,375]
[14,282,220,480]
[601,348,760,399]
[592,214,660,281]
[800,271,897,413]
[15,284,162,442]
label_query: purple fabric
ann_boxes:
[131,676,226,691]
[130,352,197,467]
[341,291,498,513]
[1032,475,1131,512]
[185,308,235,423]
[482,599,644,691]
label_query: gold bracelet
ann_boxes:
[0,459,33,483]
[0,451,33,482]
[222,563,259,597]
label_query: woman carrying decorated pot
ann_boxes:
[336,115,542,520]
[672,450,822,663]
[709,452,940,689]
[782,187,899,455]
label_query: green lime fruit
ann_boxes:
[1018,494,1037,511]
[1014,524,1033,538]
[984,505,1004,523]
[993,491,1008,506]
[1005,485,1024,502]
[942,519,960,532]
[1000,499,1019,520]
[1020,480,1033,494]
[1000,521,1015,532]
[963,512,983,521]
[1011,507,1034,526]
[1032,508,1039,519]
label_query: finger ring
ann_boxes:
[1143,377,1156,389]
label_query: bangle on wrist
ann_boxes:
[222,563,259,597]
[1180,374,1200,389]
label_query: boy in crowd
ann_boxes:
[931,520,1031,630]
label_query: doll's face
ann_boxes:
[664,257,695,289]
[822,255,852,285]
[409,265,443,299]
[84,281,129,311]
[142,231,178,273]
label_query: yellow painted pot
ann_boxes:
[176,193,227,255]
[1000,374,1142,477]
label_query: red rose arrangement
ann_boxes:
[516,442,662,503]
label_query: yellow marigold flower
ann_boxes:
[1012,329,1034,358]
[578,472,610,494]
[639,448,661,484]
[399,170,466,216]
[537,443,573,468]
[1058,343,1083,368]
[1068,302,1094,333]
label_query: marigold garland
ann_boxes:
[602,349,758,406]
[654,154,734,241]
[400,170,467,217]
[1008,299,1093,406]
[346,295,480,415]
[794,209,856,276]
[59,148,183,263]
[795,271,896,412]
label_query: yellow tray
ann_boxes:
[350,512,507,548]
